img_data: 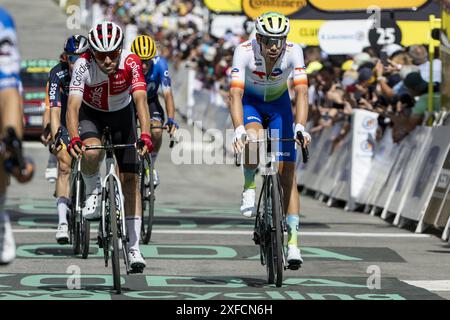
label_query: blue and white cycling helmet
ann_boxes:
[64,35,89,55]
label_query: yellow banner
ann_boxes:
[308,0,429,11]
[203,0,242,12]
[286,20,430,46]
[242,0,307,19]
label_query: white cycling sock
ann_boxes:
[126,216,141,252]
[82,172,100,195]
[57,197,70,225]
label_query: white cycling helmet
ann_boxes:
[88,21,123,52]
[255,12,290,37]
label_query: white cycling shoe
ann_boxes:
[0,215,16,265]
[287,245,303,270]
[55,223,69,245]
[45,167,58,183]
[153,169,160,188]
[240,188,256,218]
[82,192,101,220]
[128,249,146,271]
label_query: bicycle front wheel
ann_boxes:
[108,175,121,294]
[269,174,284,287]
[140,156,155,244]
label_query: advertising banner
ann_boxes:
[349,109,379,206]
[399,126,450,223]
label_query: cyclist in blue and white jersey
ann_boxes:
[229,12,311,269]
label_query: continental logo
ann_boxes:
[243,0,307,19]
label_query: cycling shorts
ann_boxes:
[79,102,139,174]
[243,93,295,162]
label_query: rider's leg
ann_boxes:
[150,119,163,164]
[121,172,141,252]
[80,137,102,194]
[0,87,22,264]
[55,149,72,224]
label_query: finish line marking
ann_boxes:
[402,280,450,292]
[12,229,431,238]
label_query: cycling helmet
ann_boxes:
[131,35,157,61]
[64,35,89,55]
[88,21,123,52]
[255,12,290,37]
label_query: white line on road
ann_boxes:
[12,228,431,238]
[402,280,450,292]
[23,142,44,149]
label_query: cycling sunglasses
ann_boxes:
[92,48,121,61]
[259,36,286,48]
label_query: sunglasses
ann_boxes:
[259,36,286,48]
[92,49,121,61]
[67,55,79,63]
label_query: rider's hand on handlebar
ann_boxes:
[40,124,52,146]
[68,136,85,158]
[5,157,35,183]
[165,118,179,136]
[294,123,311,147]
[136,132,153,156]
[233,125,247,154]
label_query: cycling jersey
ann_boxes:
[230,39,307,103]
[48,62,70,126]
[0,7,20,91]
[231,39,308,162]
[145,56,172,100]
[69,50,146,112]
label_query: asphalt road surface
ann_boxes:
[1,0,450,302]
[2,122,450,301]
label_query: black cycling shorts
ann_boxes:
[79,102,139,174]
[148,98,165,123]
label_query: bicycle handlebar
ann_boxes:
[234,132,309,166]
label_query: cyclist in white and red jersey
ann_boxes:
[66,21,153,271]
[229,12,311,269]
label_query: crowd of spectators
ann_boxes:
[86,0,443,145]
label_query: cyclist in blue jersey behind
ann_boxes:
[131,35,178,187]
[0,7,34,264]
[47,35,89,244]
[229,12,311,269]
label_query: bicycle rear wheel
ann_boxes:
[108,175,121,294]
[81,217,90,259]
[140,156,155,244]
[263,177,275,284]
[270,174,284,287]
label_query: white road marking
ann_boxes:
[23,142,44,149]
[402,280,450,292]
[12,228,431,238]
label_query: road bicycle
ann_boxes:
[139,125,175,244]
[236,130,309,287]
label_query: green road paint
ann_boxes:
[156,219,198,229]
[146,276,247,288]
[209,221,253,229]
[18,203,55,214]
[0,275,15,289]
[154,208,181,214]
[20,274,124,288]
[283,278,367,288]
[141,245,237,259]
[18,217,57,228]
[0,290,111,300]
[15,244,237,259]
[246,247,362,261]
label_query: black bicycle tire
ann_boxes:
[271,173,284,287]
[109,176,121,294]
[72,171,82,255]
[81,218,90,259]
[265,176,275,285]
[143,157,155,244]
